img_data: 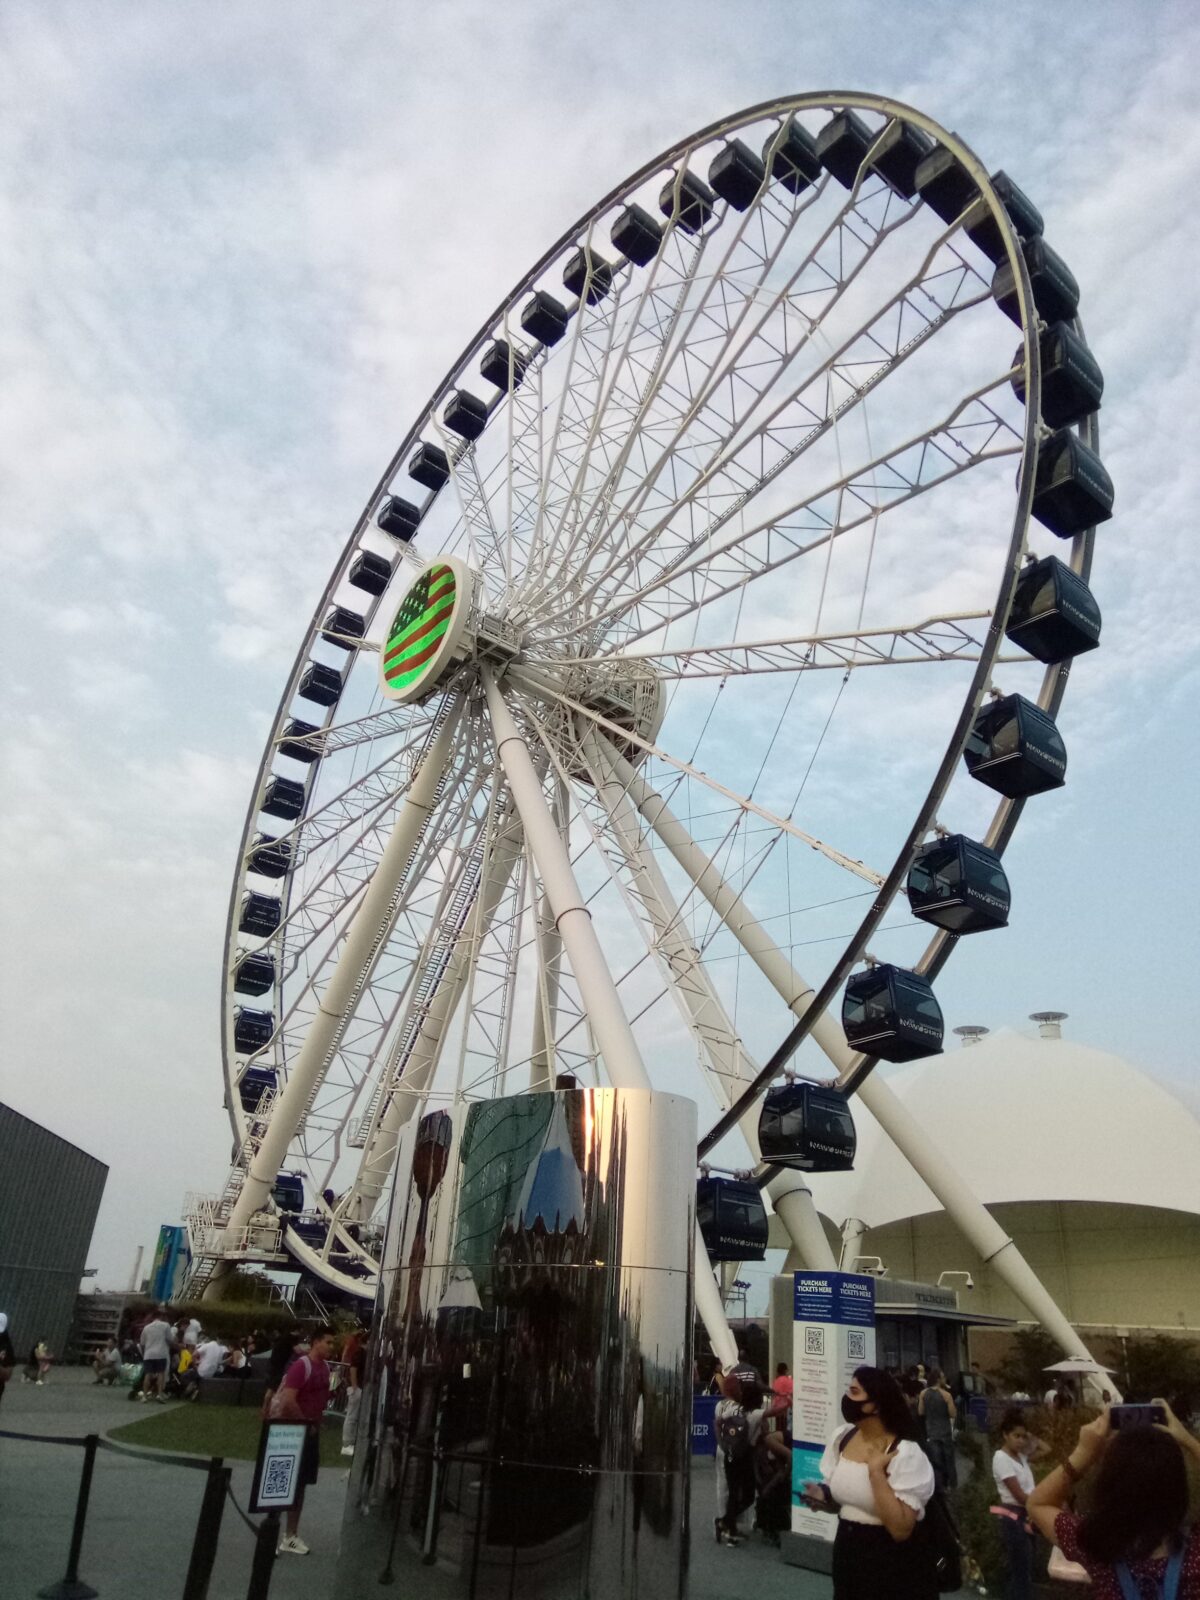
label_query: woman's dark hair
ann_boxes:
[998,1407,1028,1437]
[1077,1428,1188,1565]
[722,1374,745,1407]
[854,1365,915,1439]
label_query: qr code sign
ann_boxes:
[804,1327,824,1356]
[262,1454,294,1501]
[847,1331,867,1361]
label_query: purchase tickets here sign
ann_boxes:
[791,1271,877,1541]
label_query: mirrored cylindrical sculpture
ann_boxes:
[335,1087,696,1600]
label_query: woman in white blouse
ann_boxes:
[802,1366,938,1598]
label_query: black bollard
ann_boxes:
[182,1456,231,1600]
[37,1433,99,1600]
[245,1509,279,1600]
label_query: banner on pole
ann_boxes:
[791,1271,876,1539]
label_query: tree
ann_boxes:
[1120,1334,1200,1406]
[997,1326,1062,1395]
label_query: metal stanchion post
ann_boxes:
[245,1510,279,1600]
[37,1433,99,1600]
[182,1457,231,1600]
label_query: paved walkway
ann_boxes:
[0,1369,837,1599]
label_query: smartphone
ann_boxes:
[1110,1403,1165,1430]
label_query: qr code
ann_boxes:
[263,1455,293,1500]
[847,1331,867,1361]
[804,1327,824,1356]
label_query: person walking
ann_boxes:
[139,1305,173,1402]
[340,1324,367,1458]
[713,1372,767,1545]
[919,1369,958,1489]
[270,1326,335,1557]
[991,1408,1049,1600]
[802,1365,938,1599]
[1027,1400,1200,1597]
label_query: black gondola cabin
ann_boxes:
[1005,556,1101,665]
[964,694,1067,798]
[759,1084,856,1172]
[906,835,1011,934]
[843,965,944,1062]
[696,1177,768,1262]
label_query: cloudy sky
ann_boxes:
[1,1,1197,1292]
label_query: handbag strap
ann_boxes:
[1114,1545,1185,1600]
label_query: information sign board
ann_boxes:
[791,1271,876,1540]
[249,1421,307,1512]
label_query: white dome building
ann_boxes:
[806,1015,1200,1356]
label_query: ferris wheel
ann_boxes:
[184,92,1110,1353]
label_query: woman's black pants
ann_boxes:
[832,1518,938,1599]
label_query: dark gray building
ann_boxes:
[0,1102,108,1360]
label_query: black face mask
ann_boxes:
[841,1394,872,1424]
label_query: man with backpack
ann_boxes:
[713,1372,767,1545]
[269,1326,334,1557]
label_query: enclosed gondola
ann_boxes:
[1005,555,1101,665]
[238,1065,277,1113]
[249,833,292,879]
[842,965,944,1062]
[659,169,715,233]
[320,607,366,649]
[758,1083,856,1172]
[278,718,321,763]
[272,1172,305,1213]
[1011,322,1103,431]
[233,1006,274,1054]
[611,203,663,266]
[906,834,1011,933]
[1031,429,1114,539]
[238,891,281,937]
[964,694,1067,798]
[696,1176,768,1262]
[261,775,306,822]
[233,950,275,996]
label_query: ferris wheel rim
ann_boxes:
[210,91,1108,1294]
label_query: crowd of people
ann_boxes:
[703,1349,1200,1599]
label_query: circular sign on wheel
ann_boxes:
[378,558,474,704]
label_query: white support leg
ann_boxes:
[586,730,836,1271]
[483,671,650,1093]
[528,883,561,1092]
[529,779,567,1092]
[840,1217,868,1272]
[205,705,462,1295]
[483,674,741,1364]
[611,751,1096,1360]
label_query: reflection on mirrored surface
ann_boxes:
[335,1087,696,1599]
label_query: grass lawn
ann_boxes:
[108,1404,345,1466]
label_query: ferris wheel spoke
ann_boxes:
[525,165,822,603]
[573,377,1022,649]
[263,724,478,983]
[569,612,998,679]
[525,226,715,603]
[509,672,883,887]
[532,237,993,637]
[525,167,937,627]
[273,754,493,1123]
